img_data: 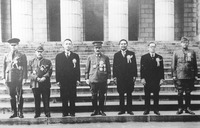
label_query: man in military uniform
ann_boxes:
[56,39,80,117]
[85,41,111,116]
[2,38,27,118]
[172,36,198,115]
[140,42,164,115]
[113,39,137,115]
[29,46,52,118]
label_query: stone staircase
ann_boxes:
[0,41,200,113]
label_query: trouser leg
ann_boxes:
[177,90,184,109]
[127,92,132,112]
[119,93,125,112]
[33,88,41,116]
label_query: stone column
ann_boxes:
[33,0,47,42]
[198,0,200,41]
[155,0,174,41]
[1,0,11,42]
[0,0,2,42]
[60,0,83,42]
[108,0,128,41]
[11,0,33,42]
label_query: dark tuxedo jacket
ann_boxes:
[113,50,137,93]
[55,51,80,87]
[140,53,164,91]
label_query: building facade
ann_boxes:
[0,0,200,43]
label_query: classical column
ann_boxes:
[60,0,83,42]
[1,0,11,42]
[0,0,2,42]
[33,0,47,42]
[11,0,33,42]
[155,0,174,41]
[108,0,128,41]
[198,0,200,41]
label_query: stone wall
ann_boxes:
[138,0,155,41]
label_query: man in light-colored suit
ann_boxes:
[172,36,198,115]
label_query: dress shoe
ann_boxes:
[18,113,24,118]
[185,108,195,115]
[62,113,69,117]
[9,113,17,118]
[154,111,160,115]
[70,113,75,117]
[118,111,125,115]
[91,110,98,116]
[34,115,40,118]
[46,114,51,117]
[127,111,134,115]
[99,111,106,116]
[143,110,150,115]
[176,108,183,114]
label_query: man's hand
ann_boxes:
[39,77,46,82]
[141,78,146,85]
[107,79,111,85]
[113,77,117,85]
[22,79,26,85]
[2,79,6,85]
[159,79,164,86]
[133,77,136,83]
[56,82,61,87]
[86,79,89,85]
[76,81,81,86]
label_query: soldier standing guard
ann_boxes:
[2,38,27,118]
[29,46,52,118]
[172,36,198,115]
[85,41,111,116]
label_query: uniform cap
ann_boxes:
[181,36,189,42]
[35,46,44,52]
[7,38,20,44]
[92,41,103,47]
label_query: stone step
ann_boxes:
[0,111,200,125]
[1,84,200,95]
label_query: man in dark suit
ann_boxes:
[29,46,52,118]
[55,39,80,117]
[140,42,164,115]
[171,37,198,115]
[113,39,137,115]
[2,38,27,118]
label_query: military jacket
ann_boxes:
[3,50,27,82]
[85,53,111,83]
[29,57,52,88]
[171,49,198,79]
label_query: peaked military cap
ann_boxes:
[7,38,20,44]
[181,36,189,42]
[92,41,103,47]
[35,46,44,52]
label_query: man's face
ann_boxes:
[35,51,43,59]
[181,40,189,49]
[10,43,18,51]
[148,43,156,53]
[94,46,102,54]
[119,40,128,51]
[63,40,72,51]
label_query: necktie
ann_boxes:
[12,51,15,59]
[122,51,126,57]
